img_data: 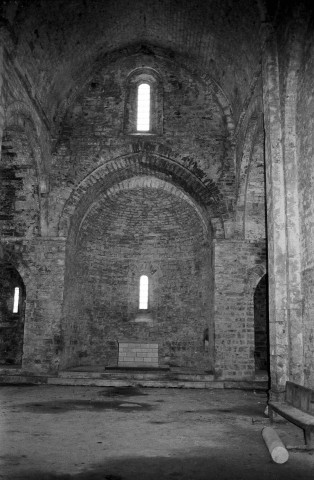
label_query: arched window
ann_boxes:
[139,275,149,310]
[137,83,150,131]
[124,68,163,135]
[13,287,19,313]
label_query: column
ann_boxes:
[261,24,289,398]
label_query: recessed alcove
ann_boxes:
[61,184,213,371]
[0,264,25,366]
[254,274,269,372]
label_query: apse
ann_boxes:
[61,184,213,371]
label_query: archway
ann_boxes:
[61,179,214,371]
[254,274,269,372]
[0,264,26,365]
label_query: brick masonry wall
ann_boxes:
[0,239,66,373]
[49,52,234,235]
[53,52,231,372]
[0,127,40,238]
[61,188,213,370]
[214,239,267,380]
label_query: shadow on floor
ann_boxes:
[17,399,154,414]
[5,451,314,480]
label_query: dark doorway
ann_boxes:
[0,264,25,365]
[254,274,269,372]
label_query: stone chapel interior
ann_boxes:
[0,0,313,398]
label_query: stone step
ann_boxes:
[52,370,268,390]
[58,370,215,382]
[48,376,224,389]
[0,367,23,375]
[0,374,48,384]
[0,367,269,390]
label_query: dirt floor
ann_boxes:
[0,385,313,479]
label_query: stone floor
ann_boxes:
[0,385,313,479]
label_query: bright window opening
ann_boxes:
[139,275,149,310]
[137,83,150,131]
[13,287,19,313]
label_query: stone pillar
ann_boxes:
[261,24,289,398]
[283,25,304,385]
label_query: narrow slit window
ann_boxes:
[13,287,19,313]
[137,83,150,131]
[139,275,149,310]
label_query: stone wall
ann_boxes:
[0,127,40,238]
[0,239,65,373]
[244,130,266,241]
[214,240,267,380]
[49,51,234,235]
[53,49,231,373]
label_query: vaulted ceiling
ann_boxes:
[2,0,267,125]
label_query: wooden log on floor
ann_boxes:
[262,426,289,464]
